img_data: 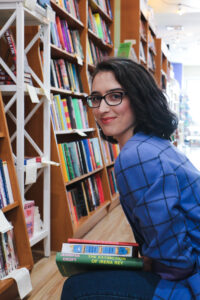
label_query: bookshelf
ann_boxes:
[49,0,118,251]
[0,91,33,299]
[0,1,52,256]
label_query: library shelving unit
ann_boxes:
[49,0,118,251]
[0,91,33,300]
[155,38,171,90]
[120,0,147,66]
[0,1,52,256]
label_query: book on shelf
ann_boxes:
[0,159,14,208]
[56,251,143,277]
[24,200,35,238]
[37,0,51,8]
[0,226,19,278]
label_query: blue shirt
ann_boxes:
[114,132,200,299]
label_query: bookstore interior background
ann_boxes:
[1,0,200,299]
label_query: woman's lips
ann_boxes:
[101,117,116,124]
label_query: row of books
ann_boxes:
[56,238,142,277]
[148,30,156,54]
[107,167,118,195]
[148,50,156,71]
[94,0,112,19]
[58,138,102,182]
[51,16,84,59]
[88,9,112,45]
[51,95,89,131]
[101,140,120,164]
[0,29,32,86]
[51,58,83,92]
[67,173,105,223]
[87,38,108,65]
[0,160,14,209]
[0,226,18,279]
[53,0,80,20]
[139,41,146,63]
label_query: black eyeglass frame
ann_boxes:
[86,91,127,108]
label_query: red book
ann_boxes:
[95,174,105,203]
[56,16,66,50]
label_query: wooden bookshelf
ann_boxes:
[50,0,118,251]
[0,91,33,299]
[0,1,51,258]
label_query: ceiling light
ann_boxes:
[166,25,183,31]
[177,4,185,15]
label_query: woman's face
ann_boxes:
[91,71,136,148]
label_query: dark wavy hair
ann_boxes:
[91,57,178,143]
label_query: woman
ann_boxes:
[61,57,200,299]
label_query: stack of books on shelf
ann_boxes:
[101,140,120,164]
[87,38,108,65]
[107,167,118,195]
[0,212,19,279]
[58,137,102,182]
[56,238,142,277]
[0,160,14,209]
[52,0,81,20]
[0,30,32,86]
[51,15,84,59]
[88,9,112,45]
[24,200,35,239]
[50,95,89,131]
[67,174,105,224]
[51,59,83,92]
[93,0,112,19]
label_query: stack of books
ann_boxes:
[56,238,143,277]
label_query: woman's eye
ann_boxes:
[110,93,121,99]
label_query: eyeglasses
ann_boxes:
[86,91,127,108]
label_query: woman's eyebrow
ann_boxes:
[91,88,124,95]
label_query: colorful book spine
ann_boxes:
[61,243,134,257]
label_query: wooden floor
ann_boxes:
[25,204,135,300]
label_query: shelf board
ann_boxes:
[50,0,84,29]
[29,229,48,247]
[50,87,87,98]
[2,202,19,213]
[55,128,95,136]
[65,167,104,186]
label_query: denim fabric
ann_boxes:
[61,270,160,300]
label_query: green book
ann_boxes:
[56,252,143,277]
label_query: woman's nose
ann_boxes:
[98,98,110,112]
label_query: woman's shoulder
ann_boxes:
[119,133,170,162]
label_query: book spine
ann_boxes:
[67,238,139,248]
[61,243,134,257]
[56,252,143,277]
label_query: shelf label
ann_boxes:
[74,129,87,136]
[27,84,40,103]
[0,210,13,233]
[2,267,32,299]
